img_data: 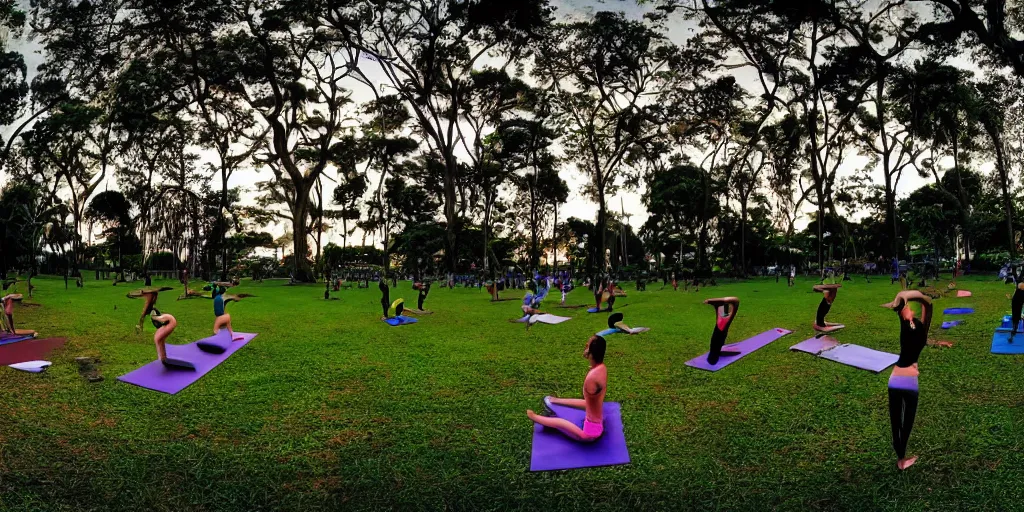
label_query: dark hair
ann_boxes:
[589,335,607,364]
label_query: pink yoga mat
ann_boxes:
[117,332,257,395]
[685,328,792,372]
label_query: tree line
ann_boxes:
[2,0,1024,282]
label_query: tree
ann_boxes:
[86,190,138,274]
[0,0,28,161]
[336,0,553,272]
[535,10,674,270]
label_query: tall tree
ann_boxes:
[335,0,553,272]
[535,10,673,270]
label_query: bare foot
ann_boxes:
[897,456,918,470]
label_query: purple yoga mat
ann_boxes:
[685,328,792,372]
[530,402,629,471]
[790,336,839,355]
[117,332,257,395]
[0,333,35,346]
[941,320,963,329]
[817,344,898,373]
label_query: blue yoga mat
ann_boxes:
[941,320,963,329]
[384,316,417,326]
[991,331,1024,354]
[943,308,974,315]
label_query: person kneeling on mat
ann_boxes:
[812,284,843,333]
[526,335,607,442]
[705,297,740,365]
[880,290,932,471]
[151,310,194,370]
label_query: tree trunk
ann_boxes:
[740,198,748,278]
[990,126,1015,258]
[483,198,491,273]
[443,155,459,272]
[596,188,607,273]
[552,202,558,271]
[291,180,315,282]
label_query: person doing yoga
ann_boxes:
[1,293,22,334]
[127,286,174,334]
[812,284,843,333]
[150,310,194,369]
[880,290,933,471]
[526,335,608,442]
[705,297,740,365]
[1007,266,1024,339]
[204,283,244,341]
[379,280,405,319]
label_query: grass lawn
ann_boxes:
[1,274,1023,511]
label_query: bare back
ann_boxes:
[583,363,607,424]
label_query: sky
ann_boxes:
[1,0,974,254]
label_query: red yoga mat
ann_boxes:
[0,337,67,366]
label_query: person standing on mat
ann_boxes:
[204,283,244,341]
[526,335,607,442]
[379,280,405,319]
[704,297,740,365]
[150,310,194,370]
[1007,267,1024,340]
[812,284,843,333]
[880,290,932,471]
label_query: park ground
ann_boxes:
[1,274,1023,511]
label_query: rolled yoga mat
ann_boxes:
[991,331,1024,355]
[196,330,240,354]
[587,307,611,314]
[957,290,972,297]
[530,402,629,471]
[117,333,257,395]
[685,328,793,372]
[0,337,66,366]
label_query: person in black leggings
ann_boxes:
[881,290,932,471]
[812,284,842,332]
[704,297,740,365]
[1006,266,1024,339]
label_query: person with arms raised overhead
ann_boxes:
[880,290,933,471]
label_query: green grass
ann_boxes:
[1,274,1023,511]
